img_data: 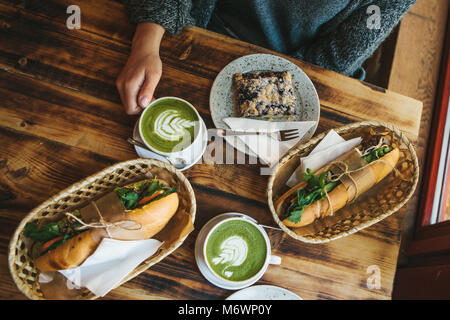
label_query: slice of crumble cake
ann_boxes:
[233,71,296,118]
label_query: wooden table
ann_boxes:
[0,1,423,300]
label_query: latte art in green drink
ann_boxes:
[206,220,267,282]
[140,98,199,153]
[153,109,195,141]
[211,235,248,278]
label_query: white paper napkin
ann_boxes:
[222,117,316,165]
[59,238,163,297]
[286,129,362,187]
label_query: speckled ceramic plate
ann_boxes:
[210,54,320,157]
[226,285,302,300]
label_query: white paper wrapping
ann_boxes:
[59,238,163,297]
[286,130,362,187]
[222,117,316,165]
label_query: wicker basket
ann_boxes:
[267,121,419,243]
[8,159,196,300]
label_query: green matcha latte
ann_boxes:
[140,98,199,153]
[205,219,267,282]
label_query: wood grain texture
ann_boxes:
[0,0,424,299]
[0,1,422,138]
[0,127,402,300]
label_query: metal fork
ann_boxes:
[216,128,300,142]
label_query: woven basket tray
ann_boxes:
[267,121,419,243]
[8,159,196,300]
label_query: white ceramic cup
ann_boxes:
[138,96,202,158]
[202,216,281,288]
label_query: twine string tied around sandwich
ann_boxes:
[320,140,408,217]
[64,202,142,237]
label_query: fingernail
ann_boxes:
[139,96,150,108]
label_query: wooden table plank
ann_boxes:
[0,67,404,242]
[0,1,423,200]
[0,0,423,300]
[0,69,271,203]
[0,1,422,138]
[0,125,402,300]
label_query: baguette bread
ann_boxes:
[35,228,104,271]
[127,192,179,238]
[34,186,179,271]
[277,148,400,228]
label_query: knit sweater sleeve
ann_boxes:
[122,0,195,35]
[291,0,416,78]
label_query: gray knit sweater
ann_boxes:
[123,0,415,79]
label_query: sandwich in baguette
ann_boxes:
[275,144,400,228]
[24,178,179,271]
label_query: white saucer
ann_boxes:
[132,117,208,171]
[195,213,261,291]
[226,285,302,300]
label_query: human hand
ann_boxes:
[116,23,165,115]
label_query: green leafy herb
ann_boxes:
[286,170,339,223]
[286,145,393,223]
[24,211,83,243]
[24,221,62,243]
[114,179,176,210]
[115,188,140,210]
[142,179,163,198]
[363,146,393,163]
[24,210,84,258]
[302,168,326,189]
